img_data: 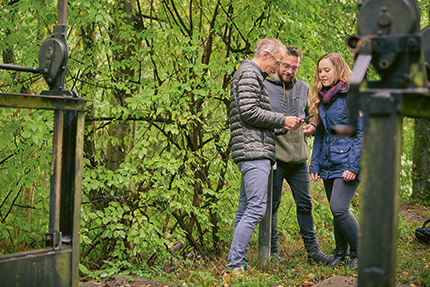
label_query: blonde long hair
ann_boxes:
[309,53,352,125]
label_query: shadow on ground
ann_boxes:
[313,276,412,287]
[79,274,182,287]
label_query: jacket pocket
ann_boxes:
[330,144,351,166]
[245,127,265,145]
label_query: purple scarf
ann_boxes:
[319,81,349,104]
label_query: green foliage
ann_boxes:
[0,109,52,255]
[401,118,415,199]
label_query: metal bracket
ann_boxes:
[46,231,62,249]
[39,24,72,95]
[365,92,401,116]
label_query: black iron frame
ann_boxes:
[0,1,87,286]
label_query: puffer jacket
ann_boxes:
[265,74,311,164]
[229,59,285,164]
[309,88,362,180]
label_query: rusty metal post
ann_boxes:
[57,0,67,25]
[258,167,273,265]
[60,110,85,287]
[71,111,85,287]
[358,92,402,287]
[46,110,64,248]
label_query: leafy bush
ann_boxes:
[0,109,52,255]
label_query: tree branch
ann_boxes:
[172,210,203,253]
[1,185,24,223]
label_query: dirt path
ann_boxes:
[399,203,430,223]
[313,276,412,287]
[79,274,182,287]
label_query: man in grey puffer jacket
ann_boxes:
[226,38,302,273]
[265,46,332,265]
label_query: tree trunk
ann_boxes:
[81,24,98,169]
[106,0,138,172]
[412,118,430,202]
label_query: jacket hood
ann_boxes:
[265,74,297,88]
[265,73,280,84]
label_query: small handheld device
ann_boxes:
[300,114,314,122]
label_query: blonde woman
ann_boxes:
[309,53,362,269]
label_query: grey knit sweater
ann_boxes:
[265,74,311,164]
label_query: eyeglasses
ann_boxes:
[280,63,300,72]
[267,52,281,68]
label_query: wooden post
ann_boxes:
[358,92,402,287]
[258,167,273,265]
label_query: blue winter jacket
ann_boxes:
[309,89,362,180]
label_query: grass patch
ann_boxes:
[82,185,430,286]
[156,185,430,286]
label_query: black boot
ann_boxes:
[307,248,333,266]
[329,248,349,267]
[347,251,358,269]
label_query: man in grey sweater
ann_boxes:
[227,39,302,273]
[265,46,332,265]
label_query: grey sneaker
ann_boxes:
[307,249,333,265]
[224,261,248,274]
[223,265,247,277]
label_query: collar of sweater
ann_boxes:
[265,74,297,88]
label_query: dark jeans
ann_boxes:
[271,161,318,254]
[323,178,359,253]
